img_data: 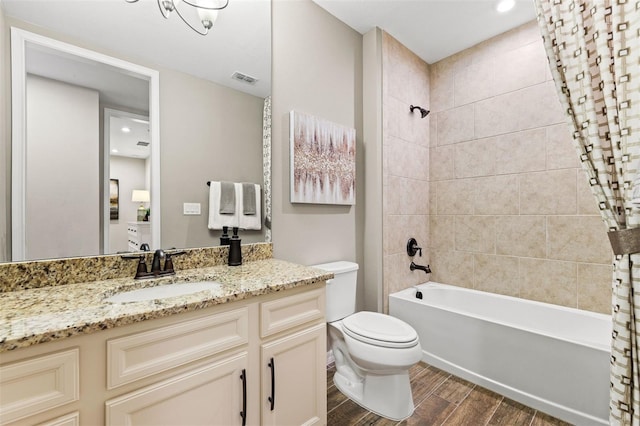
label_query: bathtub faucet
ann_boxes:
[410,261,431,274]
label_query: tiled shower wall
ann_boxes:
[381,32,431,312]
[428,21,612,313]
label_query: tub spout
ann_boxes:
[410,262,431,274]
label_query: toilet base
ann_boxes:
[333,368,415,421]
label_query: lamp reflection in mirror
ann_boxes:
[132,190,150,222]
[125,0,229,36]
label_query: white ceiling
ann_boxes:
[311,0,537,64]
[1,0,271,98]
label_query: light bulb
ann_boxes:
[197,8,218,30]
[496,0,515,13]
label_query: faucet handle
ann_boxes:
[407,238,422,257]
[121,254,149,279]
[164,250,187,272]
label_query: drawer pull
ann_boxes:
[240,369,247,426]
[267,357,275,411]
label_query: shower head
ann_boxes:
[410,105,430,118]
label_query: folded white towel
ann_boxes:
[238,183,262,230]
[208,181,239,230]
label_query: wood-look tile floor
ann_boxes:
[327,363,572,426]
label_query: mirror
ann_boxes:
[1,0,271,262]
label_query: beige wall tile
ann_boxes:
[430,182,438,215]
[455,138,497,178]
[577,170,601,215]
[429,249,474,288]
[492,41,547,96]
[516,81,565,130]
[474,175,519,215]
[475,83,564,139]
[430,115,438,147]
[474,254,519,297]
[430,63,454,113]
[578,263,612,314]
[547,216,611,264]
[383,33,429,107]
[494,129,546,175]
[437,104,475,145]
[384,96,425,143]
[385,214,429,256]
[474,91,522,138]
[546,124,579,170]
[384,176,429,216]
[496,215,546,258]
[520,258,577,307]
[455,216,496,254]
[386,136,429,180]
[519,169,577,215]
[454,58,495,106]
[430,145,454,181]
[430,215,455,251]
[436,179,476,215]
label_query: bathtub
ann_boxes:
[389,282,611,425]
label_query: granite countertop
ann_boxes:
[0,259,332,353]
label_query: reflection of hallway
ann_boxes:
[327,362,569,425]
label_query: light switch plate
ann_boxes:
[183,202,201,215]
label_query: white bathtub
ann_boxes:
[389,282,611,425]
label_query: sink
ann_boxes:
[105,281,222,304]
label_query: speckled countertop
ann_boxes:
[0,259,332,353]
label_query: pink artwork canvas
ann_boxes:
[290,111,356,205]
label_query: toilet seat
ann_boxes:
[342,311,419,349]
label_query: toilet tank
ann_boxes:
[312,261,359,322]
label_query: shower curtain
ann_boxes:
[263,96,272,242]
[534,1,640,424]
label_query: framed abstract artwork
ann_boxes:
[109,179,119,220]
[289,111,356,205]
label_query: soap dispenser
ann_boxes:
[228,227,242,266]
[220,226,230,246]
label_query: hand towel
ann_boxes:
[242,183,256,215]
[208,181,239,230]
[238,183,262,230]
[219,181,236,214]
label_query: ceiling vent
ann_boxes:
[231,71,258,85]
[137,141,150,147]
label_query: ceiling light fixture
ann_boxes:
[121,126,131,133]
[125,0,229,36]
[496,0,515,13]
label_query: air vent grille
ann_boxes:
[231,71,258,85]
[137,141,150,147]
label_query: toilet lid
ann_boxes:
[341,311,419,349]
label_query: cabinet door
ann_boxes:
[106,352,249,426]
[261,324,326,426]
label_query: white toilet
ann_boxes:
[313,261,422,421]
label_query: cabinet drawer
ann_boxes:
[0,349,79,424]
[260,288,325,338]
[107,307,249,389]
[36,411,80,426]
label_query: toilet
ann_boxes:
[313,261,422,421]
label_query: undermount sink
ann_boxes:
[105,281,222,304]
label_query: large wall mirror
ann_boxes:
[1,0,271,262]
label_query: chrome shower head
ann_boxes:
[410,105,430,118]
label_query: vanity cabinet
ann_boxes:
[259,288,327,425]
[127,221,151,251]
[0,282,326,426]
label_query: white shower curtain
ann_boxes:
[534,1,640,424]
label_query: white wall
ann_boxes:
[25,75,100,259]
[0,5,8,262]
[271,0,365,305]
[109,156,147,253]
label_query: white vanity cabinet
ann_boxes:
[259,289,327,425]
[127,221,151,251]
[0,282,326,426]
